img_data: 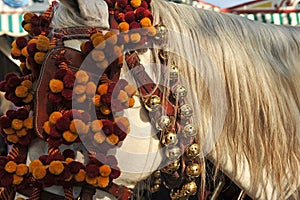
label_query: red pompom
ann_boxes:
[0,116,12,129]
[129,21,141,30]
[80,112,91,123]
[68,161,82,174]
[6,110,17,119]
[27,43,38,56]
[101,119,113,136]
[16,37,28,49]
[47,138,63,148]
[118,131,127,141]
[117,0,128,8]
[135,7,146,20]
[16,108,29,120]
[125,11,136,23]
[31,27,42,36]
[101,93,112,104]
[56,116,71,132]
[123,5,133,12]
[39,155,48,165]
[140,1,148,9]
[30,15,41,26]
[109,167,121,179]
[116,12,125,22]
[63,72,75,89]
[50,127,61,139]
[62,89,73,101]
[7,76,21,88]
[63,149,75,159]
[4,73,17,81]
[48,93,62,104]
[144,10,153,23]
[54,68,68,80]
[86,164,99,178]
[0,172,13,187]
[81,40,94,54]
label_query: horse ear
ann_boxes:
[59,0,80,15]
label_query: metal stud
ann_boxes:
[186,163,201,178]
[182,181,197,196]
[155,115,171,130]
[162,132,178,146]
[172,85,187,99]
[154,24,168,41]
[161,160,180,174]
[165,145,181,161]
[169,64,179,81]
[186,143,200,158]
[183,124,197,138]
[144,95,161,112]
[180,104,193,118]
[153,170,161,178]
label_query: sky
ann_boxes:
[204,0,251,8]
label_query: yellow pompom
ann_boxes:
[23,116,33,129]
[106,134,119,145]
[49,161,64,175]
[12,119,23,131]
[130,0,141,8]
[75,70,89,84]
[28,38,37,44]
[22,93,33,104]
[140,17,152,27]
[21,80,33,89]
[93,94,101,107]
[93,132,105,144]
[23,12,34,23]
[16,128,27,137]
[13,174,23,185]
[15,85,29,98]
[86,82,97,97]
[5,161,17,173]
[127,97,135,108]
[86,176,97,185]
[49,111,62,125]
[99,165,111,177]
[29,159,43,173]
[69,119,86,134]
[97,176,110,188]
[11,47,21,57]
[130,33,141,43]
[91,32,104,41]
[63,130,78,143]
[97,84,108,95]
[3,128,15,135]
[147,26,157,36]
[74,84,86,95]
[91,120,103,132]
[91,50,105,62]
[113,46,123,57]
[65,158,74,164]
[118,22,130,32]
[96,59,109,69]
[32,166,47,180]
[43,121,51,134]
[34,52,46,65]
[7,134,19,143]
[124,85,136,96]
[37,35,50,52]
[76,94,87,103]
[117,90,129,103]
[49,79,64,93]
[100,105,111,115]
[16,164,28,176]
[75,169,86,182]
[21,47,29,57]
[92,35,106,48]
[104,32,118,45]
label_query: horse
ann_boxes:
[2,0,300,199]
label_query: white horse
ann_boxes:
[12,0,300,199]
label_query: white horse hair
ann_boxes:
[25,0,300,199]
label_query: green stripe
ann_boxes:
[253,13,258,21]
[296,12,300,25]
[279,13,283,25]
[261,13,267,23]
[270,13,274,24]
[19,14,24,33]
[8,15,13,33]
[0,15,2,32]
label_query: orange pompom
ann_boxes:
[91,120,103,132]
[49,111,62,125]
[124,85,136,96]
[11,47,21,57]
[21,47,29,57]
[32,166,47,180]
[99,165,111,177]
[43,121,51,134]
[130,33,141,43]
[117,90,129,103]
[97,176,110,188]
[113,46,123,57]
[23,12,34,23]
[86,176,97,185]
[91,50,105,62]
[3,128,15,135]
[37,35,50,52]
[28,38,37,44]
[140,17,152,27]
[115,117,130,128]
[34,52,46,64]
[22,93,33,104]
[7,134,19,143]
[23,116,33,129]
[16,164,28,176]
[93,94,101,106]
[118,22,130,32]
[63,130,78,143]
[93,132,105,144]
[127,97,135,108]
[106,134,119,145]
[75,169,86,182]
[96,59,109,69]
[86,82,97,97]
[147,26,157,36]
[69,119,86,134]
[15,85,29,98]
[130,0,141,8]
[74,84,86,95]
[23,24,32,32]
[5,161,17,173]
[21,80,33,89]
[104,32,118,45]
[76,94,87,103]
[49,79,64,93]
[49,161,64,175]
[29,160,43,173]
[91,32,104,41]
[16,128,27,137]
[92,35,106,48]
[75,70,89,84]
[65,158,74,164]
[97,84,109,95]
[100,105,111,115]
[13,174,23,185]
[12,119,23,131]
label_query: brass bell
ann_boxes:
[172,85,187,99]
[186,143,200,158]
[150,184,160,193]
[153,178,162,185]
[180,104,193,118]
[154,24,168,41]
[161,160,180,174]
[186,163,201,178]
[155,116,171,130]
[165,145,181,161]
[183,124,197,138]
[162,132,178,146]
[169,64,179,80]
[144,95,161,112]
[182,181,197,196]
[153,170,161,178]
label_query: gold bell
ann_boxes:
[186,163,201,178]
[100,105,111,115]
[186,143,200,158]
[144,95,161,112]
[169,64,179,81]
[161,160,180,174]
[162,132,178,146]
[182,181,197,196]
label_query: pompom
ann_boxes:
[11,47,21,57]
[75,70,89,84]
[56,116,71,131]
[76,94,87,103]
[124,5,133,12]
[63,149,75,159]
[21,80,33,89]
[85,82,97,97]
[118,22,130,32]
[73,84,86,95]
[63,72,75,89]
[3,128,15,135]
[16,128,27,137]
[13,174,23,185]
[91,120,103,132]
[11,119,23,131]
[97,84,109,95]
[48,92,62,103]
[147,26,157,36]
[140,17,152,27]
[93,132,105,144]
[117,90,129,103]
[36,35,50,52]
[129,21,141,30]
[32,166,47,180]
[135,7,146,19]
[49,111,63,125]
[99,165,111,177]
[23,116,33,129]
[104,32,118,45]
[109,167,121,179]
[130,0,141,8]
[86,164,99,178]
[80,40,94,54]
[92,35,106,48]
[5,161,17,173]
[43,121,51,134]
[15,85,28,98]
[68,161,82,174]
[85,176,97,185]
[30,15,41,26]
[63,130,78,143]
[23,12,34,23]
[69,119,87,134]
[34,52,46,64]
[49,161,64,175]
[93,95,101,106]
[115,12,125,22]
[106,134,119,145]
[101,120,113,136]
[140,0,148,9]
[117,0,128,8]
[49,79,64,93]
[16,108,29,120]
[16,164,28,176]
[0,116,12,129]
[91,50,105,62]
[7,134,19,143]
[62,89,73,101]
[130,33,141,43]
[97,176,110,188]
[127,97,135,108]
[74,169,86,182]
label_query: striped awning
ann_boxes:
[239,12,300,26]
[0,13,27,36]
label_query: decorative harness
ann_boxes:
[0,1,203,200]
